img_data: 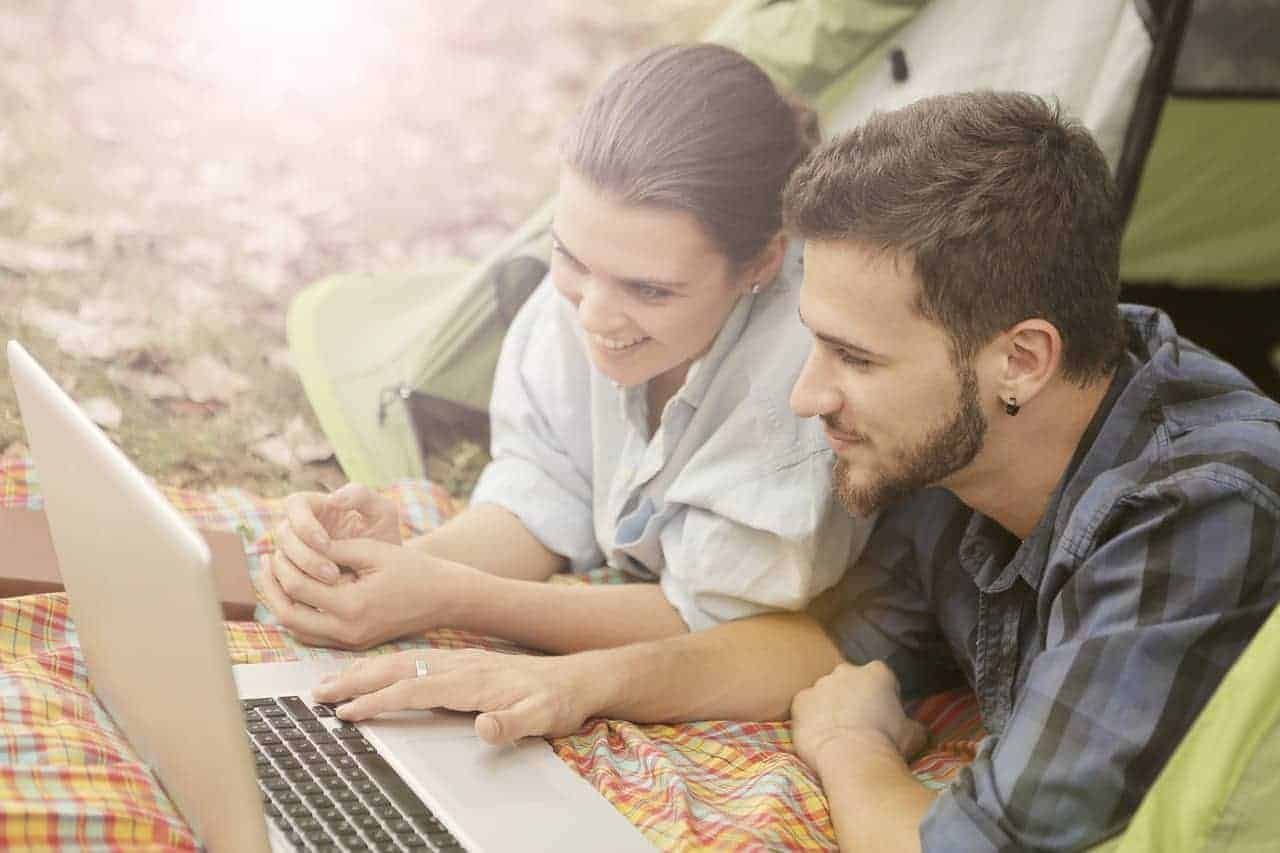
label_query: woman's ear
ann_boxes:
[740,233,788,293]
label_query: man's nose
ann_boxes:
[790,348,842,419]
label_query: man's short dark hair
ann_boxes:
[783,91,1125,382]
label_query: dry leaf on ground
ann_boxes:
[175,354,252,404]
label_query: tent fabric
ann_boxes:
[1085,599,1280,852]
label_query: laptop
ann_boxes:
[7,340,655,853]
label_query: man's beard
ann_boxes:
[832,361,987,516]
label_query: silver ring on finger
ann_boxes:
[414,659,429,679]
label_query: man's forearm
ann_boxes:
[571,611,845,723]
[816,734,935,852]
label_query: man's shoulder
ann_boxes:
[1061,331,1280,553]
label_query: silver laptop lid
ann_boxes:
[7,340,270,853]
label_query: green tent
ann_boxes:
[289,0,1279,487]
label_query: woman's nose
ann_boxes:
[576,279,621,333]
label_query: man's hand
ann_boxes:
[261,538,477,650]
[791,661,928,778]
[311,648,599,745]
[273,484,402,584]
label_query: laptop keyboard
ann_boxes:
[243,696,465,852]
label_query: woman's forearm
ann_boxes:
[408,503,566,582]
[446,575,688,653]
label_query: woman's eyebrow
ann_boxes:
[550,227,690,291]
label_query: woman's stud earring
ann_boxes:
[1004,397,1021,416]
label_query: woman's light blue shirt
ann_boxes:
[469,252,872,630]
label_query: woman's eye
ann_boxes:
[630,283,671,301]
[551,243,586,273]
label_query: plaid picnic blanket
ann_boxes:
[0,456,985,851]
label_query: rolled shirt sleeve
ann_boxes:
[660,443,874,631]
[470,281,603,571]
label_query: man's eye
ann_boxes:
[837,349,872,369]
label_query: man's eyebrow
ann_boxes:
[550,227,689,292]
[796,308,883,359]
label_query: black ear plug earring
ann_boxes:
[1004,397,1021,416]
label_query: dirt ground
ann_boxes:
[0,0,723,497]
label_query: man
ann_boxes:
[313,92,1280,851]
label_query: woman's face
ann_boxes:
[550,168,748,390]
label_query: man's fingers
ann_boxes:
[314,655,410,703]
[275,519,340,583]
[901,719,929,758]
[475,697,554,745]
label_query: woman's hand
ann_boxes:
[311,648,599,745]
[273,484,402,584]
[261,538,478,650]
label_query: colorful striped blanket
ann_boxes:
[0,457,984,850]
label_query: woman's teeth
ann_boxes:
[592,333,647,351]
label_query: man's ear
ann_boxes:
[739,232,788,293]
[997,319,1062,406]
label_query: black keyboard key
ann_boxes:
[243,697,278,709]
[260,705,287,718]
[318,742,348,757]
[312,732,339,747]
[247,721,272,735]
[265,745,291,759]
[316,806,345,824]
[260,777,290,793]
[304,828,334,844]
[345,739,375,755]
[300,751,329,767]
[299,719,326,733]
[353,753,434,820]
[329,788,359,805]
[297,781,325,799]
[254,733,282,747]
[312,703,337,718]
[274,791,302,806]
[276,757,303,771]
[312,762,338,778]
[284,802,312,819]
[284,768,313,784]
[333,724,363,740]
[277,695,313,719]
[387,818,417,836]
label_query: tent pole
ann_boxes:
[1114,0,1195,227]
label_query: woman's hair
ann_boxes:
[561,43,818,268]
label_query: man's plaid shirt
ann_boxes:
[818,305,1280,851]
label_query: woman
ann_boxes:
[261,44,871,653]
